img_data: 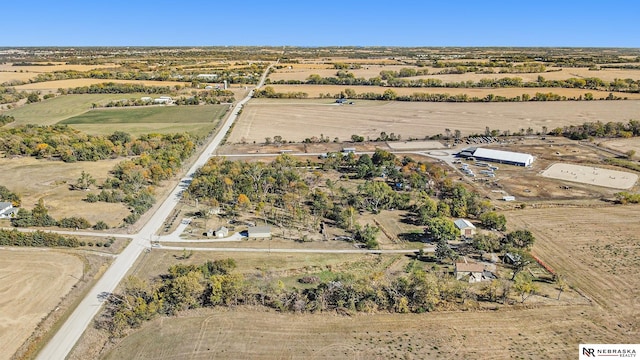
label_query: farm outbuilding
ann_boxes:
[454,219,476,238]
[457,147,534,167]
[248,226,271,238]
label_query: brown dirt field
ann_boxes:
[0,63,117,74]
[265,84,640,100]
[228,99,640,143]
[599,137,640,157]
[505,205,640,330]
[14,79,190,92]
[0,156,130,227]
[0,249,83,360]
[0,71,37,83]
[100,305,627,360]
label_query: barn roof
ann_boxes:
[472,148,533,166]
[454,219,476,230]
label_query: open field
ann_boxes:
[0,63,118,84]
[4,94,152,126]
[599,137,640,156]
[0,249,83,360]
[60,104,227,136]
[0,156,130,227]
[266,84,640,100]
[228,99,640,143]
[14,78,190,92]
[541,163,638,189]
[270,62,640,83]
[506,205,640,325]
[101,305,621,360]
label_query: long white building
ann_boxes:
[457,147,534,167]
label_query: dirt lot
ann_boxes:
[541,163,638,189]
[228,99,640,143]
[0,249,83,360]
[0,156,130,227]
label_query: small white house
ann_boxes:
[248,226,271,239]
[140,96,152,102]
[454,219,476,238]
[0,202,16,218]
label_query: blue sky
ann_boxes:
[3,0,639,47]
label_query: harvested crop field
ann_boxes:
[541,163,638,189]
[14,79,189,91]
[0,249,83,360]
[228,99,640,143]
[266,84,640,100]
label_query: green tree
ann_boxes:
[74,171,97,190]
[505,229,535,249]
[513,272,538,303]
[353,223,380,249]
[425,217,458,243]
[479,211,507,231]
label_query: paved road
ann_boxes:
[35,64,274,360]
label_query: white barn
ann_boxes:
[458,147,534,167]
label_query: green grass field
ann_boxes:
[5,94,141,126]
[60,105,228,136]
[4,94,229,136]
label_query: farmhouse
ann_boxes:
[248,226,271,239]
[455,260,496,283]
[457,147,534,167]
[0,202,17,218]
[454,219,476,238]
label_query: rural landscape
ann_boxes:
[0,45,639,360]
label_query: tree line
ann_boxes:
[0,228,79,247]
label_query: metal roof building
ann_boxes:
[458,147,534,167]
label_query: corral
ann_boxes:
[541,163,638,189]
[0,249,83,360]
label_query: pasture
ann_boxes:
[60,104,227,136]
[228,98,640,143]
[100,304,620,360]
[0,249,83,360]
[4,94,147,126]
[0,156,130,227]
[505,205,640,327]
